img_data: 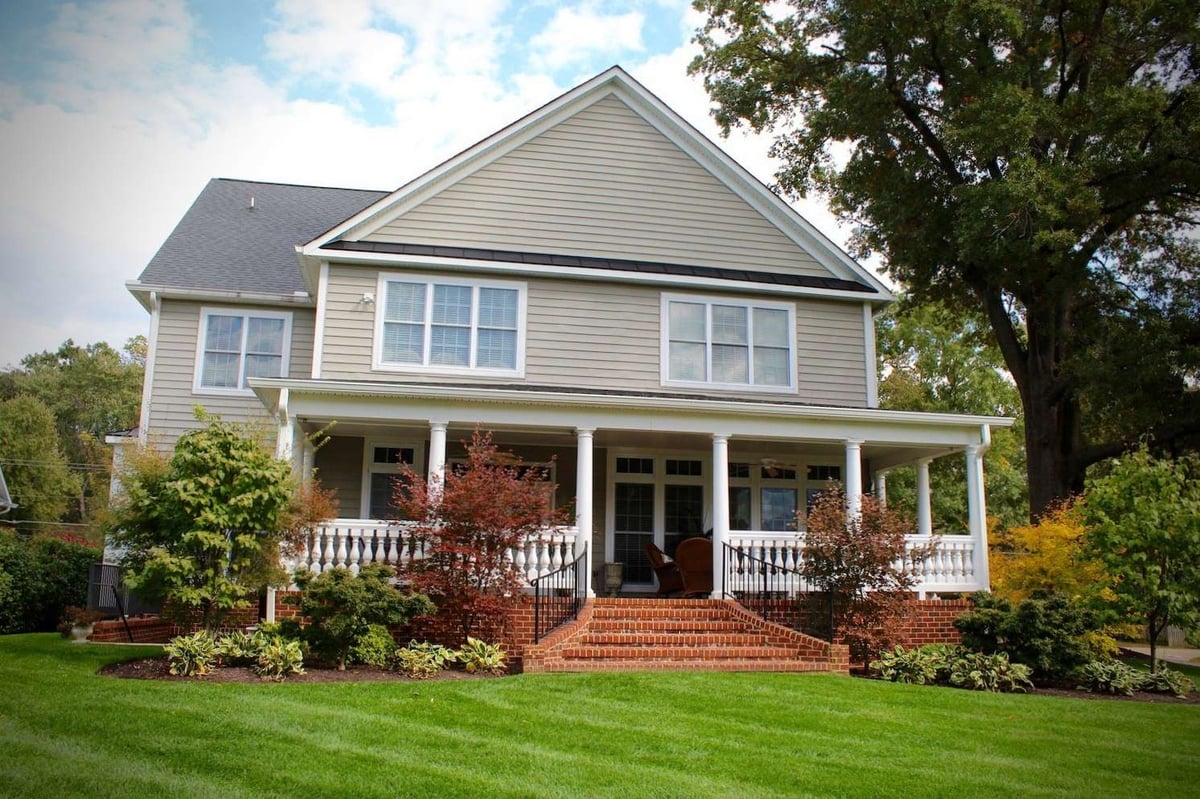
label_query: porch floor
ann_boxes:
[522,598,849,673]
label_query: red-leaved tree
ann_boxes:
[801,488,934,665]
[395,430,566,644]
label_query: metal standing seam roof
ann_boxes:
[136,178,389,294]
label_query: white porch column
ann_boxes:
[966,444,990,588]
[915,458,933,537]
[711,433,731,598]
[875,470,888,507]
[428,421,448,493]
[274,388,292,461]
[844,439,863,518]
[575,427,595,597]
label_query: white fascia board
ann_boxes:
[310,248,882,303]
[302,68,630,252]
[126,281,315,311]
[250,377,1013,446]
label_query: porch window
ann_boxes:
[363,444,418,519]
[661,294,795,390]
[194,308,291,393]
[374,274,525,375]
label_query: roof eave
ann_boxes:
[126,280,315,310]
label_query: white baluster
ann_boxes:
[349,534,362,575]
[334,528,348,568]
[321,529,335,572]
[386,527,400,565]
[550,532,564,573]
[362,529,376,565]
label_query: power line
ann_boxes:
[0,459,109,472]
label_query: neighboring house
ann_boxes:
[119,66,1010,607]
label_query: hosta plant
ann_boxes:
[254,638,305,681]
[948,651,1033,693]
[393,641,459,679]
[871,645,951,685]
[165,631,218,677]
[458,637,507,675]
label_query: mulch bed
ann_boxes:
[99,655,501,683]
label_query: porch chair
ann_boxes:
[643,541,685,597]
[674,537,714,598]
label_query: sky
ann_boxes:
[0,0,857,369]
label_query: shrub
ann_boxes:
[165,631,218,677]
[1078,659,1145,696]
[989,501,1113,605]
[393,641,459,679]
[799,487,932,664]
[291,564,433,670]
[0,531,101,634]
[216,631,261,666]
[254,638,305,682]
[458,637,507,675]
[871,644,952,685]
[397,430,567,643]
[954,591,1097,680]
[348,624,396,667]
[947,651,1033,693]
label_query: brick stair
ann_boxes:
[522,598,849,673]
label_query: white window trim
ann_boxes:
[192,306,293,396]
[361,440,424,519]
[371,272,527,378]
[659,293,797,393]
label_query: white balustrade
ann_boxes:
[723,530,983,596]
[287,520,581,590]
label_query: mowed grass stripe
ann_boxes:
[0,635,1197,799]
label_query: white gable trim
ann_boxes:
[301,67,893,301]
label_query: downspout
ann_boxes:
[137,291,161,444]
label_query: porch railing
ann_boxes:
[721,542,807,626]
[724,531,982,595]
[532,544,587,643]
[284,520,583,588]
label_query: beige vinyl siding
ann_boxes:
[313,436,363,516]
[361,95,833,280]
[145,300,314,448]
[321,265,868,406]
[795,300,867,406]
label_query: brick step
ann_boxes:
[575,632,780,647]
[538,659,836,673]
[555,644,806,661]
[586,619,749,633]
[588,607,731,622]
[591,599,721,608]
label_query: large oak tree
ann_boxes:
[691,0,1200,516]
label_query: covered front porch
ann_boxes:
[257,378,1009,603]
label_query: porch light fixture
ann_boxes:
[361,292,375,304]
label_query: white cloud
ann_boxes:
[529,6,645,70]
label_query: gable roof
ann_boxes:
[302,66,893,301]
[132,178,387,301]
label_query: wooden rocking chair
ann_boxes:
[644,541,684,597]
[674,537,714,597]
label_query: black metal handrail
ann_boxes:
[531,546,586,643]
[722,542,806,628]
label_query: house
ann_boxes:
[118,67,1009,667]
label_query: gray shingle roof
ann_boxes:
[137,178,388,295]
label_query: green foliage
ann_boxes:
[870,644,951,685]
[393,640,459,679]
[457,637,507,675]
[348,624,396,667]
[691,1,1200,516]
[253,638,305,682]
[109,415,295,630]
[1082,447,1200,674]
[216,631,261,666]
[0,530,101,633]
[876,299,1028,530]
[292,563,433,670]
[948,651,1033,693]
[954,592,1097,680]
[398,430,566,643]
[0,395,80,522]
[1080,659,1195,697]
[164,631,218,677]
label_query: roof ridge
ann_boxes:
[214,177,389,193]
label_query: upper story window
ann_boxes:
[194,308,291,394]
[661,294,795,391]
[374,274,526,376]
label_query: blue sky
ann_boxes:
[0,0,849,368]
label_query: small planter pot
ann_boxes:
[70,624,94,642]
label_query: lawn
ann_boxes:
[1,635,1197,799]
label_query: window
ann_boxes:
[362,443,418,519]
[375,274,525,375]
[662,295,794,390]
[194,308,291,393]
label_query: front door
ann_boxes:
[609,455,707,589]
